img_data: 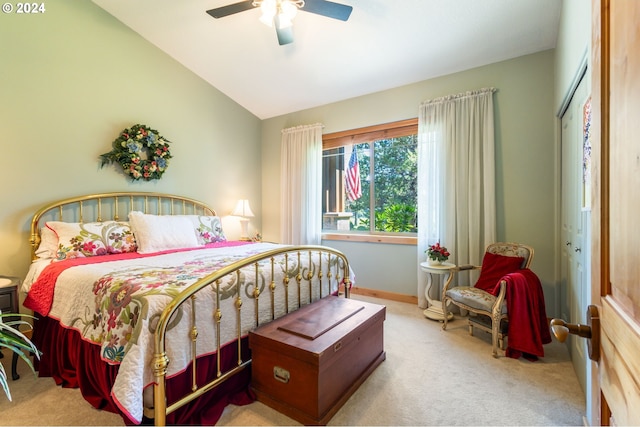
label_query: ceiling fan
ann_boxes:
[206,0,353,46]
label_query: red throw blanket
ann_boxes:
[488,269,551,360]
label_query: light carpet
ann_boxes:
[0,295,585,426]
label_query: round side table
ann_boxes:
[420,261,456,321]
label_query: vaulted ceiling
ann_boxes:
[92,0,561,119]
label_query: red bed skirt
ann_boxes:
[31,315,256,425]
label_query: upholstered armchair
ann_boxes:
[441,242,534,357]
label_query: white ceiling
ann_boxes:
[91,0,561,120]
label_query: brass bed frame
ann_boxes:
[28,192,352,426]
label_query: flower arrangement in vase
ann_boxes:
[426,242,450,265]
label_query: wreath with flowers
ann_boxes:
[100,124,172,181]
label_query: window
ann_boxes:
[322,119,418,238]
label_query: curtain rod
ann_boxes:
[420,87,497,106]
[281,123,324,134]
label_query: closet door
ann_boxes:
[560,74,589,392]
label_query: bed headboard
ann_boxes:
[30,192,217,261]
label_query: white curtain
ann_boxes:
[280,123,323,245]
[417,88,497,308]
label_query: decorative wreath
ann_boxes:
[100,124,172,181]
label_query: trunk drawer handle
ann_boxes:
[273,366,290,383]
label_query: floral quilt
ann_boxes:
[25,242,347,424]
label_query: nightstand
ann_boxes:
[0,275,22,380]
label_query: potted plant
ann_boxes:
[426,242,450,265]
[0,312,40,401]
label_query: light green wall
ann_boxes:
[261,51,558,313]
[555,0,592,113]
[0,1,262,280]
[0,1,585,319]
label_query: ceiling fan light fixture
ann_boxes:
[253,0,304,28]
[280,1,300,20]
[208,0,351,46]
[257,0,275,26]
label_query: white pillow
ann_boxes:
[35,226,58,259]
[128,211,201,254]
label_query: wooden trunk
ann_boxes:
[249,296,386,425]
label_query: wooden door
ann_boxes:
[590,0,640,424]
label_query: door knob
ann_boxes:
[574,247,581,252]
[550,305,600,361]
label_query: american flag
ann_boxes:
[345,148,362,201]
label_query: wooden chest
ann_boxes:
[249,296,386,425]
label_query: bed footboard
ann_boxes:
[152,245,351,426]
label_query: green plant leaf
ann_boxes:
[0,359,11,401]
[0,312,40,401]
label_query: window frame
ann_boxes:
[321,118,418,245]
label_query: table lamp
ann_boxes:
[231,199,255,241]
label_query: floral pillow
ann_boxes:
[182,215,227,244]
[46,221,137,261]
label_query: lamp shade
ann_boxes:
[231,199,255,217]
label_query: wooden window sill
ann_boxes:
[322,233,417,245]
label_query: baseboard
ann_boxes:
[349,287,417,305]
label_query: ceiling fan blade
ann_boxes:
[300,0,352,21]
[274,19,294,45]
[206,0,255,19]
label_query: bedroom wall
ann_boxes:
[0,1,262,281]
[554,0,592,112]
[260,50,559,314]
[0,1,575,321]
